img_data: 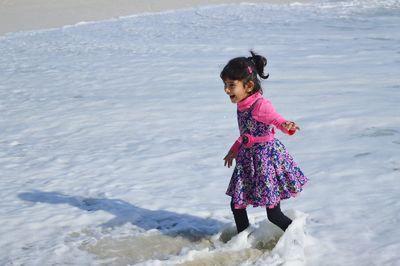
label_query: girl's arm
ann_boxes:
[252,98,298,135]
[226,98,298,166]
[229,139,241,153]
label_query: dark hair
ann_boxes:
[220,50,269,94]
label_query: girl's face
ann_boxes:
[223,79,254,103]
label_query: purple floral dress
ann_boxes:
[226,99,308,208]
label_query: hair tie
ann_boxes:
[247,66,253,74]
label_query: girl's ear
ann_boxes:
[245,81,255,93]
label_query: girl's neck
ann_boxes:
[238,92,262,111]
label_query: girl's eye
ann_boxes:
[224,82,236,89]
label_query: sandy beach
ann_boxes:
[0,0,308,35]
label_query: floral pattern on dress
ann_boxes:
[226,99,308,208]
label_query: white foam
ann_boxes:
[132,211,308,266]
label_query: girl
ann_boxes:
[221,51,308,234]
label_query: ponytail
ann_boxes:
[248,50,269,79]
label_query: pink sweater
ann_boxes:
[230,92,294,152]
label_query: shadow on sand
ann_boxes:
[19,190,225,241]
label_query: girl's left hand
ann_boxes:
[282,121,300,134]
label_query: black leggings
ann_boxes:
[230,200,292,233]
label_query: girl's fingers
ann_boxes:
[288,122,300,131]
[224,157,234,168]
[224,151,236,167]
[292,123,300,131]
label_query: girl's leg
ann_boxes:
[266,203,292,231]
[230,200,249,233]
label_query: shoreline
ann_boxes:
[0,0,308,35]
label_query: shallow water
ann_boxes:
[81,233,211,265]
[77,222,285,266]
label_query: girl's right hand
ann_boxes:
[224,149,237,168]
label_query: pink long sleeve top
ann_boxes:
[230,92,294,152]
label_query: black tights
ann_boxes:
[230,200,292,233]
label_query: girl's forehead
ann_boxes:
[224,79,241,83]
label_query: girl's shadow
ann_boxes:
[19,190,224,241]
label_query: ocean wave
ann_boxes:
[301,0,400,17]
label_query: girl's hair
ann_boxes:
[220,50,269,94]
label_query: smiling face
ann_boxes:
[223,79,254,103]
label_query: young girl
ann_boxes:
[221,51,308,234]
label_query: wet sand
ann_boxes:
[0,0,308,35]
